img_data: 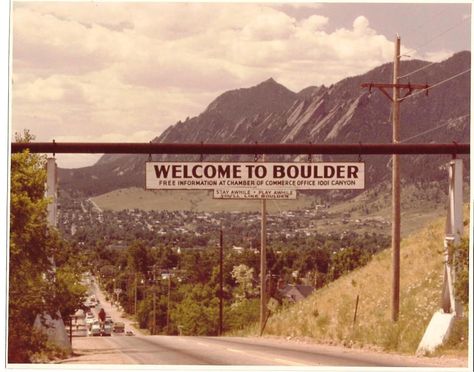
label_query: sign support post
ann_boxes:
[46,157,58,227]
[260,155,267,336]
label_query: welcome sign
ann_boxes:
[145,162,365,190]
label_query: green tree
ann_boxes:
[9,132,85,362]
[450,238,469,306]
[231,264,258,301]
[328,247,370,281]
[171,283,219,335]
[127,240,151,276]
[224,298,259,331]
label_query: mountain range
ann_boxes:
[59,51,470,196]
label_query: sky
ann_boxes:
[9,0,472,168]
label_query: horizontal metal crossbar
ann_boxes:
[11,142,469,155]
[361,83,429,90]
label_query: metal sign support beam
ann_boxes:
[442,159,464,314]
[46,157,58,227]
[11,142,469,155]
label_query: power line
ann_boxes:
[400,15,470,80]
[399,61,437,80]
[402,68,470,100]
[401,114,470,143]
[400,6,448,36]
[411,15,471,52]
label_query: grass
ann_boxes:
[91,188,319,213]
[91,183,453,238]
[237,209,469,356]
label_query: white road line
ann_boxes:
[273,357,308,366]
[226,348,245,353]
[225,347,309,366]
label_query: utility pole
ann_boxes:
[218,227,224,336]
[391,36,401,322]
[134,272,138,315]
[166,273,171,334]
[152,266,156,335]
[361,35,430,322]
[112,278,116,305]
[260,155,267,334]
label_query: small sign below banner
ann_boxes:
[214,189,297,200]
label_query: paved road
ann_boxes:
[65,276,467,367]
[87,277,143,335]
[62,277,466,367]
[59,334,466,367]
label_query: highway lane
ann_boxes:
[64,334,461,367]
[66,276,464,367]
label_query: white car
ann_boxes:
[85,313,95,328]
[89,321,101,336]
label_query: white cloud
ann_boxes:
[271,3,324,11]
[419,49,455,63]
[300,15,329,32]
[12,3,427,168]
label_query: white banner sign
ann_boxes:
[214,189,297,200]
[146,162,364,190]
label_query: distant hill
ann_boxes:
[59,51,470,196]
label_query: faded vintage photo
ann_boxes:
[6,1,471,369]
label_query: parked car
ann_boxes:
[89,321,101,336]
[72,324,88,337]
[113,321,125,333]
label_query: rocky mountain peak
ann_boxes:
[204,78,297,122]
[59,51,470,196]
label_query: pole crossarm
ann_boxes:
[361,82,430,102]
[11,142,469,155]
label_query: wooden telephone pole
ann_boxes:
[260,155,268,334]
[218,227,224,336]
[361,35,429,322]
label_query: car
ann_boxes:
[85,313,95,328]
[73,324,88,337]
[125,330,135,336]
[105,315,113,324]
[102,320,112,336]
[89,321,101,336]
[113,321,125,333]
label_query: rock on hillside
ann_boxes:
[59,52,470,196]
